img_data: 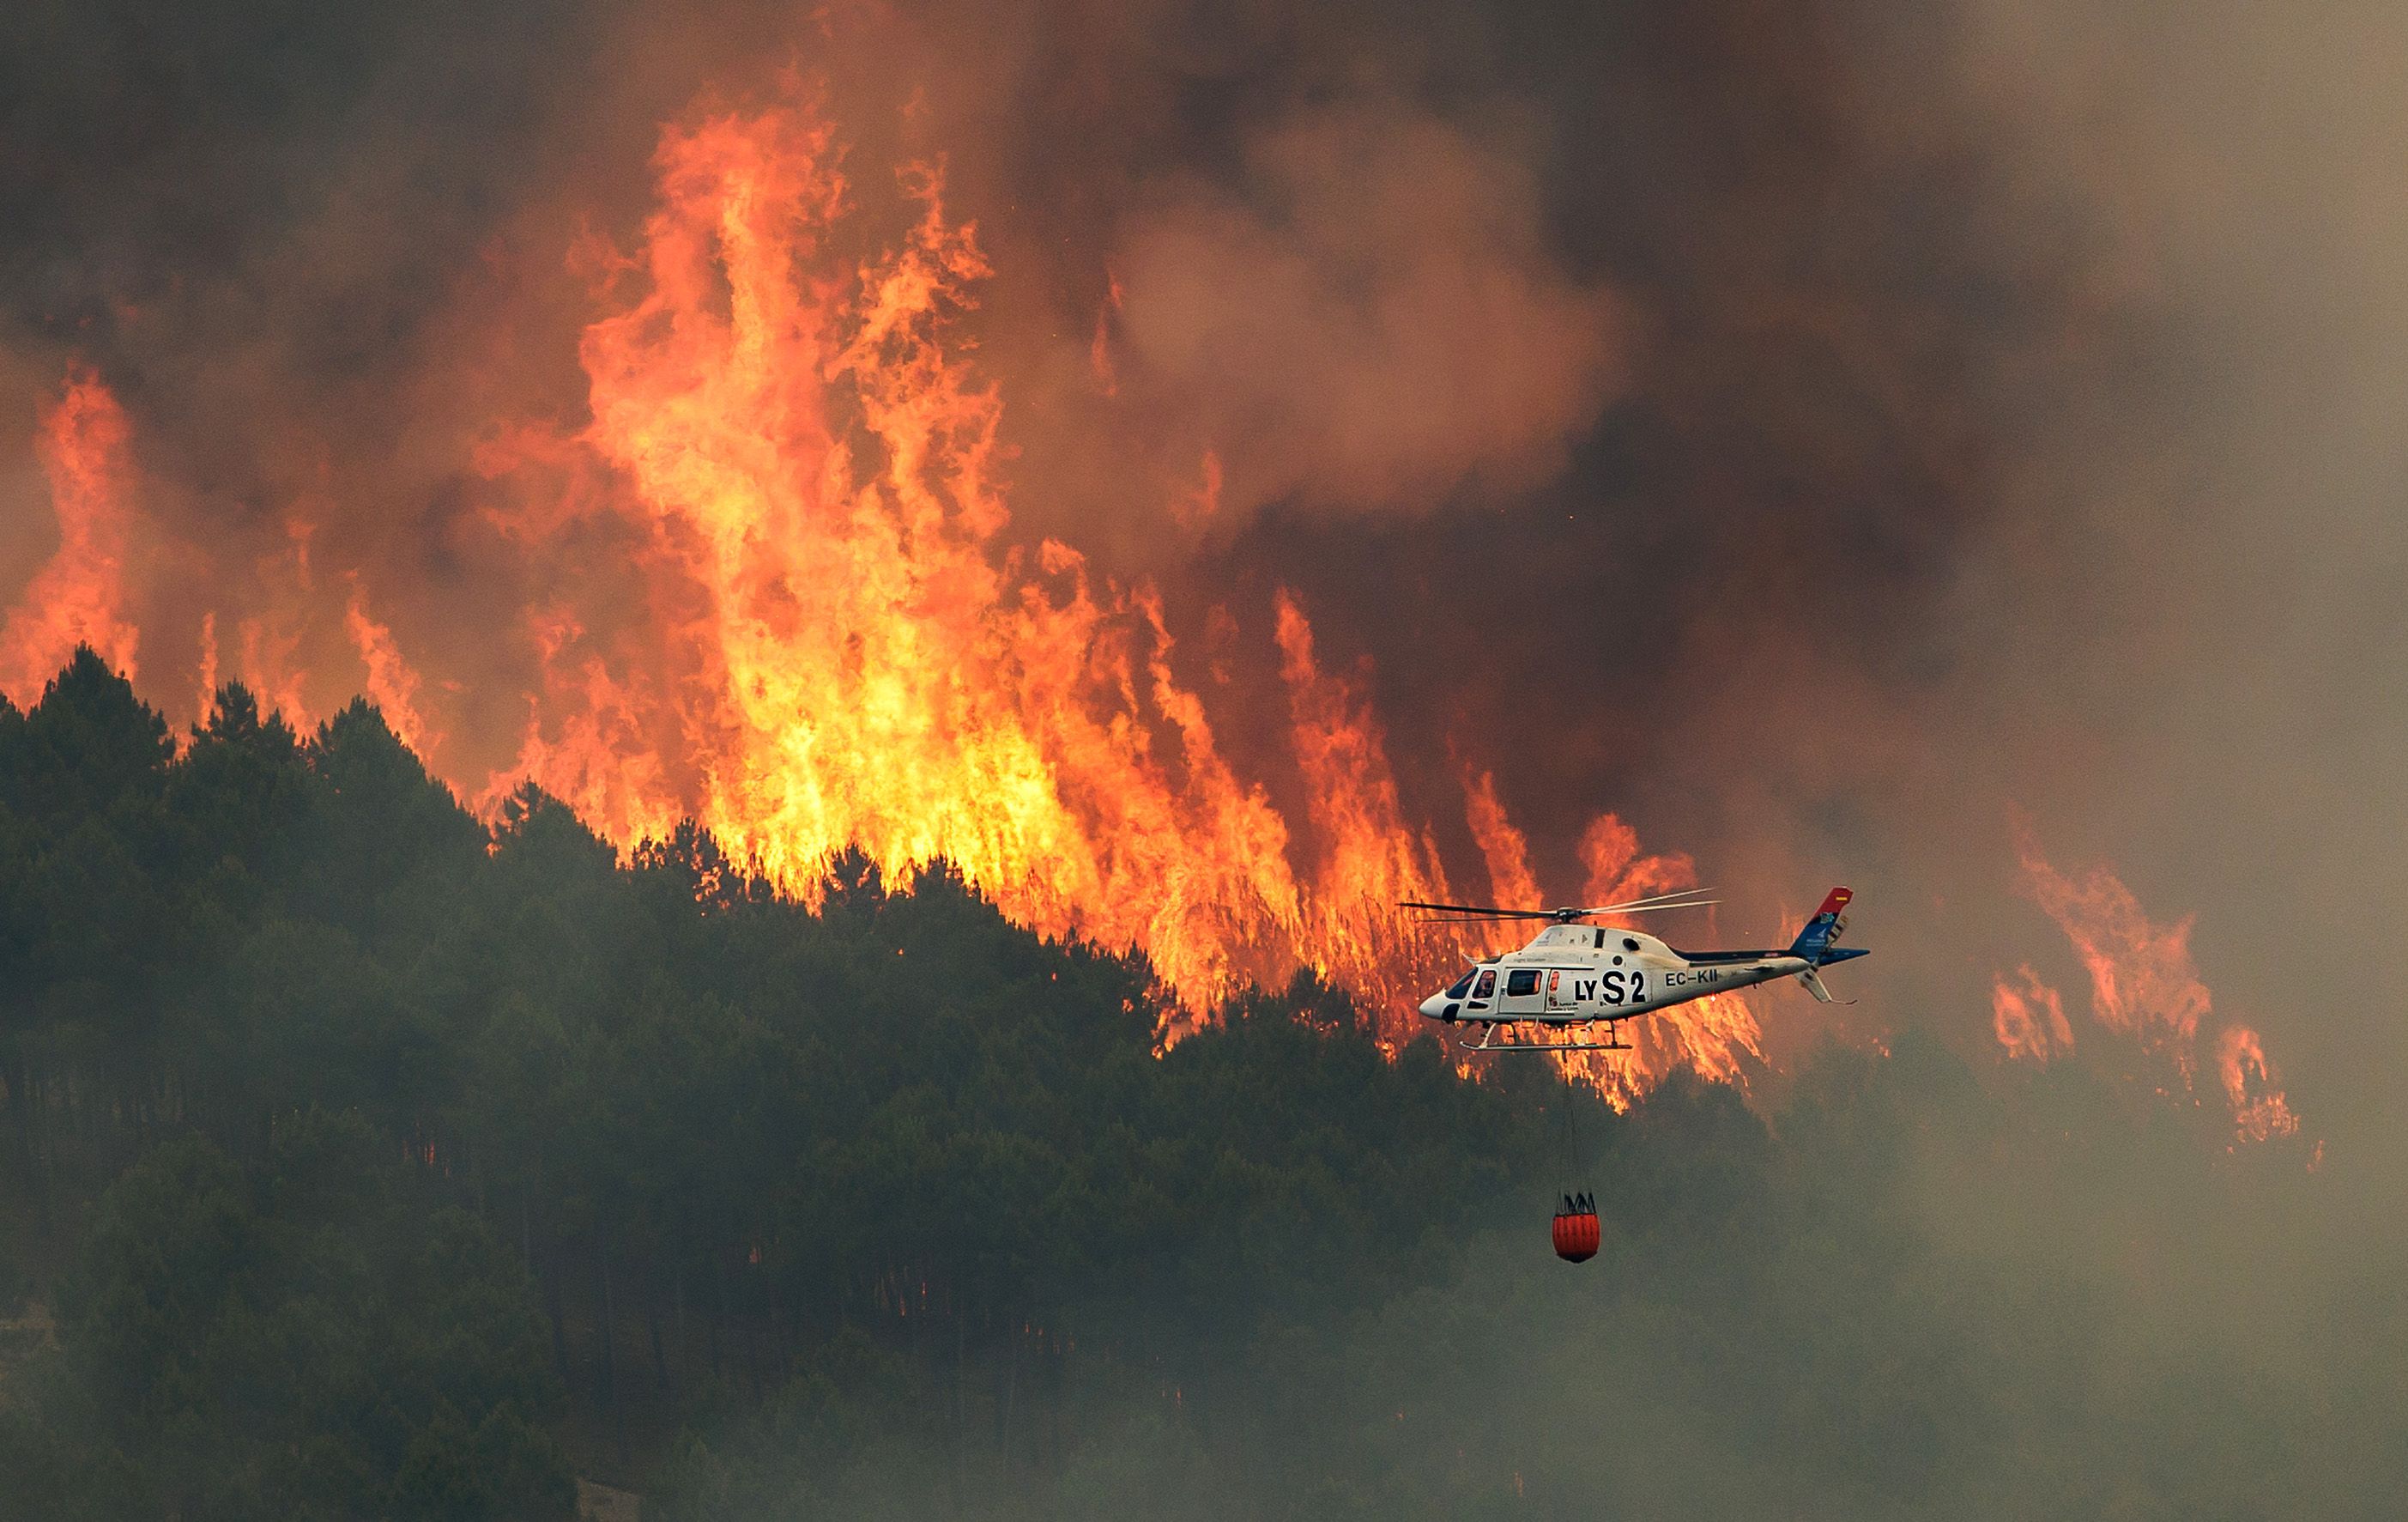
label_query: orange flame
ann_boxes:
[1089,267,1123,397]
[2016,823,2297,1140]
[231,514,318,729]
[1461,766,1541,909]
[2014,821,2210,1074]
[2217,1025,2299,1143]
[1,368,139,705]
[345,581,439,759]
[1273,589,1457,1004]
[1173,449,1222,530]
[196,611,221,723]
[1990,963,2072,1064]
[482,607,681,846]
[1577,812,1694,909]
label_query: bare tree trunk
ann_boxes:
[648,1290,671,1394]
[953,1288,968,1510]
[708,1259,724,1378]
[674,1264,689,1382]
[999,1327,1019,1489]
[3,1040,46,1232]
[544,1254,570,1380]
[598,1228,625,1465]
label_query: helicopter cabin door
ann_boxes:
[1497,967,1547,1019]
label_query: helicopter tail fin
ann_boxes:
[1787,887,1854,966]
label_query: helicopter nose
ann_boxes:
[1418,992,1444,1020]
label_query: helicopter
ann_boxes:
[1406,886,1866,1053]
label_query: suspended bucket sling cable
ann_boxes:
[1552,1068,1600,1262]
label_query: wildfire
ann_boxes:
[3,95,1767,1107]
[1990,963,2072,1064]
[232,514,318,728]
[2012,823,2298,1143]
[2013,822,2211,1073]
[0,368,139,706]
[2216,1026,2299,1143]
[476,93,1716,1071]
[345,580,440,760]
[1461,766,1541,909]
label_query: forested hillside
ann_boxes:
[0,650,2391,1520]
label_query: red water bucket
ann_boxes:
[1552,1204,1600,1263]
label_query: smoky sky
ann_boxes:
[5,0,2407,1155]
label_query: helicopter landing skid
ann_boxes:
[1457,1020,1631,1055]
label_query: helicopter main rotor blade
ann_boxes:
[1397,900,1559,919]
[1578,898,1721,914]
[1399,890,1721,922]
[1580,887,1721,914]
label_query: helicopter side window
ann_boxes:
[1471,969,1496,1000]
[1445,970,1476,1000]
[1504,969,1540,997]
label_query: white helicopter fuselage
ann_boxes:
[1410,885,1865,1051]
[1419,922,1812,1028]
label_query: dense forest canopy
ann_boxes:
[0,650,2388,1519]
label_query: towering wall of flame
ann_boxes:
[0,88,2324,1136]
[1,370,139,706]
[436,95,1761,1093]
[3,90,2323,1137]
[499,102,1329,1016]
